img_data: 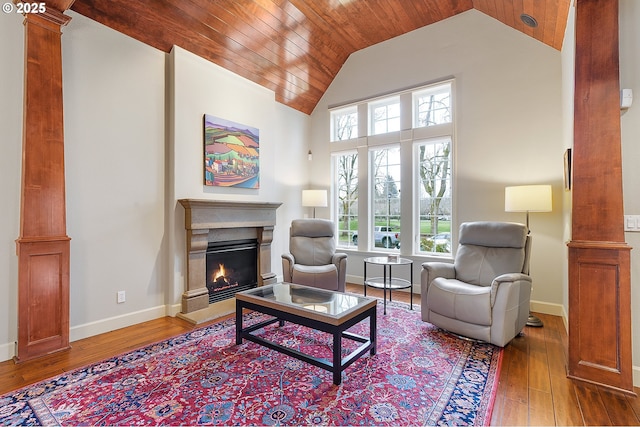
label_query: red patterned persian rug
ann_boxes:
[0,301,502,426]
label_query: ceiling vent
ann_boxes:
[520,13,538,28]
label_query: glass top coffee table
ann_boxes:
[235,283,377,385]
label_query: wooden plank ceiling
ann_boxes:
[70,0,570,114]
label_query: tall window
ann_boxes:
[369,96,400,135]
[331,79,454,255]
[331,106,358,141]
[371,146,401,250]
[336,152,358,248]
[416,138,452,255]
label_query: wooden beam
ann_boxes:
[567,0,634,395]
[15,5,73,362]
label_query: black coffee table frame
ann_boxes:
[236,298,376,385]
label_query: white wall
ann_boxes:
[62,11,167,338]
[619,0,640,386]
[0,11,25,360]
[168,46,310,306]
[310,10,565,314]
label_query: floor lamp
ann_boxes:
[505,184,552,327]
[302,189,327,218]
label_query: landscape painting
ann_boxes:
[203,114,260,188]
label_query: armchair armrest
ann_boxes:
[490,273,532,307]
[421,262,455,284]
[332,252,348,292]
[493,272,532,285]
[281,253,295,282]
[421,261,455,306]
[489,273,533,345]
[332,252,347,269]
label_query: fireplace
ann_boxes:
[206,239,258,303]
[178,199,282,322]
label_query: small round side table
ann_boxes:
[363,256,413,315]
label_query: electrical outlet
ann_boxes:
[117,291,126,304]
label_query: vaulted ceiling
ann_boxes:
[70,0,571,114]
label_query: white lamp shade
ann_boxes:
[505,185,552,212]
[302,189,328,207]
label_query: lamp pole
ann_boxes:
[504,185,552,328]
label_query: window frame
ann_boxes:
[412,83,452,129]
[414,136,453,256]
[329,79,455,257]
[368,96,401,136]
[333,150,359,249]
[369,144,402,252]
[330,105,358,142]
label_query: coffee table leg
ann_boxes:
[389,265,393,302]
[383,266,387,315]
[235,300,243,345]
[370,307,377,355]
[363,262,367,296]
[410,262,413,310]
[333,331,342,385]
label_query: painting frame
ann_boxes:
[203,114,260,189]
[564,148,572,191]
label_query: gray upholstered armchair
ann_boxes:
[421,221,532,347]
[282,219,347,292]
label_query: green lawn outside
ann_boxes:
[340,219,450,232]
[337,220,451,245]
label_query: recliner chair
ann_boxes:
[421,221,532,347]
[282,219,347,292]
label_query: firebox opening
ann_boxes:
[206,239,258,304]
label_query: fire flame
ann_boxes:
[213,263,227,282]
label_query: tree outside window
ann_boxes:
[371,146,401,250]
[414,84,451,128]
[417,138,452,254]
[336,152,358,247]
[331,107,357,141]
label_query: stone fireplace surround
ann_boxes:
[177,199,281,324]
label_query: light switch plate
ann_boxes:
[624,215,640,231]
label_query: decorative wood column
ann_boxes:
[567,0,634,394]
[15,3,75,362]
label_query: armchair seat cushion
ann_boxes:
[292,264,338,291]
[429,278,492,326]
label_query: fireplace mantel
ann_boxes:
[179,199,282,230]
[178,199,282,322]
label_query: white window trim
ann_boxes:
[329,78,455,258]
[368,96,400,136]
[330,105,358,142]
[412,82,453,129]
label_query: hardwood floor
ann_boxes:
[1,283,638,425]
